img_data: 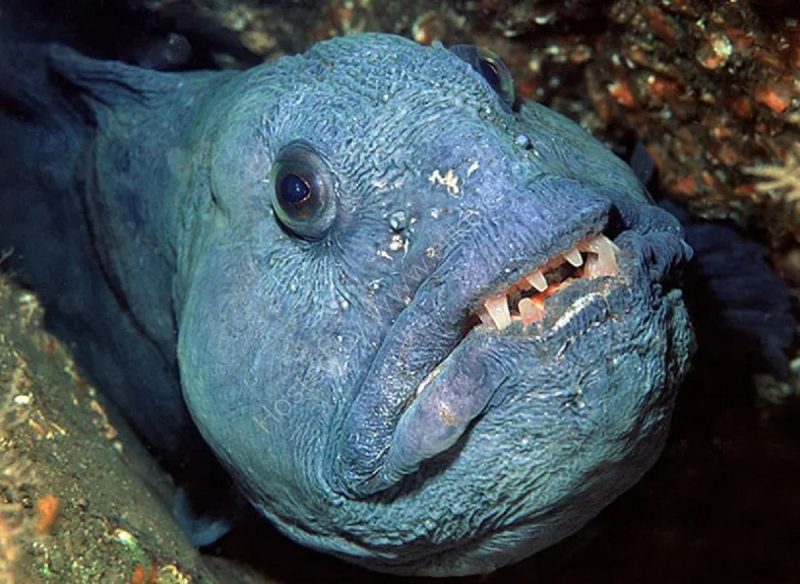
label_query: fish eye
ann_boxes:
[271,142,337,240]
[478,58,502,93]
[279,173,311,205]
[449,45,516,110]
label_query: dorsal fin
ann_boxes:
[48,44,181,111]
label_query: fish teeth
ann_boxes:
[484,294,511,330]
[526,270,548,292]
[564,248,583,267]
[518,297,544,326]
[581,234,619,278]
[476,307,494,327]
[473,233,618,332]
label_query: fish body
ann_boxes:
[0,34,693,575]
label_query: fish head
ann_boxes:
[176,33,694,576]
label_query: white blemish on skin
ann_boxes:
[415,363,444,397]
[551,293,601,334]
[377,250,393,261]
[428,169,460,196]
[389,234,405,252]
[466,160,480,176]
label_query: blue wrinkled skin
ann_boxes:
[0,34,694,575]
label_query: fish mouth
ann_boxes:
[335,226,629,499]
[411,230,620,400]
[333,182,631,497]
[470,232,619,332]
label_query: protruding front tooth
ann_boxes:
[564,248,583,267]
[526,270,548,292]
[484,294,511,330]
[589,234,620,254]
[584,234,619,277]
[518,297,544,326]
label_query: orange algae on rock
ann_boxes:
[34,494,59,535]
